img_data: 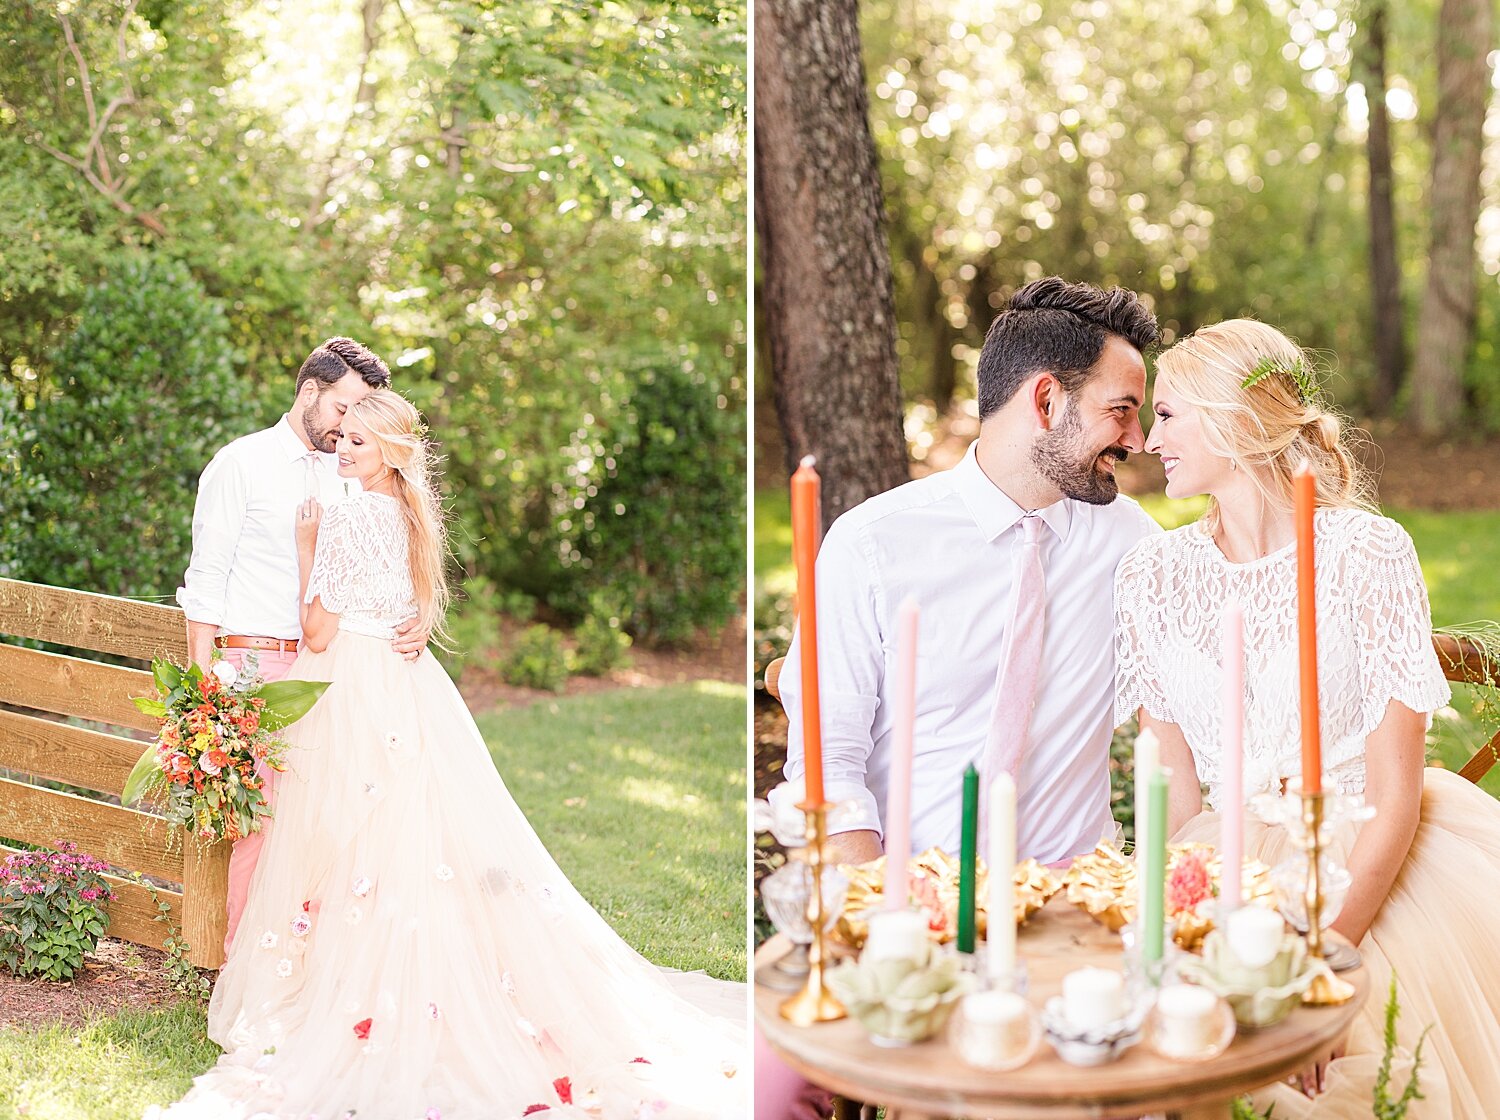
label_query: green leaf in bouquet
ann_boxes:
[121,747,162,806]
[255,680,332,730]
[152,657,182,696]
[131,697,169,718]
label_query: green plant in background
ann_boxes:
[572,596,633,677]
[502,624,570,692]
[18,257,262,599]
[438,577,507,682]
[1374,974,1430,1120]
[1231,1097,1275,1119]
[124,871,210,1001]
[0,841,113,981]
[572,363,747,646]
[0,378,40,579]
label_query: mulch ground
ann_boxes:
[0,617,746,1030]
[0,939,193,1031]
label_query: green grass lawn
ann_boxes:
[0,682,746,1119]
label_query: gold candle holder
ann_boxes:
[779,801,848,1025]
[1299,791,1357,1006]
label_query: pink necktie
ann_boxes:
[979,513,1047,845]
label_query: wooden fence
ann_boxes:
[0,577,229,969]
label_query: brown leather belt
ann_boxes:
[214,635,301,654]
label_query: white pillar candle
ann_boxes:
[1155,984,1221,1055]
[861,909,930,964]
[1133,728,1160,857]
[955,991,1032,1069]
[986,772,1017,981]
[1061,967,1125,1031]
[1224,906,1284,969]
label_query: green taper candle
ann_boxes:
[1143,766,1171,963]
[958,763,978,954]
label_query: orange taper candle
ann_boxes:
[791,456,825,805]
[1294,462,1322,795]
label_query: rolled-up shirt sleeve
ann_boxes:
[176,449,247,626]
[778,515,885,838]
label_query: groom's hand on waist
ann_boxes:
[391,617,429,661]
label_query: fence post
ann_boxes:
[181,841,231,969]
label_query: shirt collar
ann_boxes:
[951,441,1073,544]
[276,414,321,463]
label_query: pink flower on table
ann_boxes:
[290,914,312,937]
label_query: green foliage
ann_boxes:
[503,624,570,692]
[1374,973,1431,1119]
[437,577,507,682]
[18,257,261,598]
[572,363,747,645]
[0,378,40,578]
[124,871,210,1001]
[0,842,113,981]
[572,600,634,677]
[1231,1097,1276,1119]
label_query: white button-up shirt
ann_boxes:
[776,443,1160,865]
[177,416,357,639]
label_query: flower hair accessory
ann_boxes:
[1241,355,1317,402]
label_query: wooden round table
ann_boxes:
[756,898,1367,1120]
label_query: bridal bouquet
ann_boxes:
[122,656,330,844]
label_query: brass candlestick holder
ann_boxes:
[779,800,848,1025]
[1299,790,1357,1005]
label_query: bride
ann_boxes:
[1114,319,1500,1118]
[160,389,746,1120]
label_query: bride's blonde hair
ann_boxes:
[345,389,451,642]
[1154,319,1373,534]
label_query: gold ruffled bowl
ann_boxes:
[1062,842,1276,952]
[832,847,1062,950]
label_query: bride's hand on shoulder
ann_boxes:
[295,498,323,555]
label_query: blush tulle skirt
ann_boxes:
[153,630,746,1120]
[1176,767,1500,1119]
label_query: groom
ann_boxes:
[177,337,429,954]
[776,277,1161,869]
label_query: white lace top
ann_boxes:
[1114,507,1449,809]
[303,491,418,639]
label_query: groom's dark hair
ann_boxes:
[295,337,393,395]
[976,278,1158,420]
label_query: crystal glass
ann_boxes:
[1271,853,1352,932]
[756,861,849,990]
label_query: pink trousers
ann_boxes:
[219,646,300,957]
[756,1027,833,1120]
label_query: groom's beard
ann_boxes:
[1031,403,1126,506]
[300,401,340,454]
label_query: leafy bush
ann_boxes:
[503,624,570,692]
[0,840,114,981]
[0,378,41,579]
[497,587,540,624]
[571,363,746,645]
[438,577,506,682]
[18,255,262,598]
[572,602,633,677]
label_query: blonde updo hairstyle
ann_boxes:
[1153,319,1372,534]
[343,388,451,642]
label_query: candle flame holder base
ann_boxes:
[1303,968,1358,1006]
[1297,790,1357,1004]
[779,801,848,1025]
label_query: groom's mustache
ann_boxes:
[1099,446,1128,464]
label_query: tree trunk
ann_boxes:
[756,0,908,525]
[1360,0,1405,414]
[1413,0,1493,435]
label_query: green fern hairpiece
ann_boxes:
[1241,355,1317,401]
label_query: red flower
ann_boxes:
[552,1077,572,1104]
[630,1057,651,1064]
[302,900,312,912]
[522,1106,549,1116]
[1166,850,1214,915]
[206,748,231,770]
[353,1017,372,1040]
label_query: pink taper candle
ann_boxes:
[1221,601,1244,912]
[883,597,919,909]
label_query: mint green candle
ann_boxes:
[958,763,978,954]
[1143,767,1170,963]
